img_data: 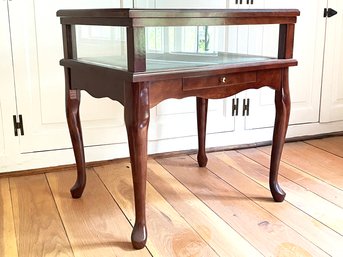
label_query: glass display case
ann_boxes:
[57,8,299,249]
[75,24,275,71]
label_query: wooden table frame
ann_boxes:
[58,8,299,249]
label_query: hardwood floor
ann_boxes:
[1,137,342,257]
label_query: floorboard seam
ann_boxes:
[44,173,76,257]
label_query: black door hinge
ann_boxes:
[13,115,24,136]
[242,98,250,116]
[232,98,239,116]
[235,0,253,4]
[324,8,338,18]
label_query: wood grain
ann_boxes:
[146,159,263,257]
[306,136,343,158]
[219,150,343,236]
[207,152,343,257]
[1,137,343,256]
[127,27,146,72]
[196,97,208,167]
[94,161,219,257]
[0,178,18,257]
[10,174,73,257]
[238,147,343,208]
[57,9,300,19]
[66,89,86,199]
[124,82,150,249]
[46,168,151,257]
[63,23,86,200]
[268,68,290,202]
[259,142,343,190]
[157,155,329,257]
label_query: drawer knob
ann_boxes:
[220,76,227,84]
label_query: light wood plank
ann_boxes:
[219,150,343,235]
[94,161,219,257]
[206,152,343,257]
[157,156,328,257]
[306,136,343,158]
[10,174,74,257]
[259,142,343,190]
[46,169,151,257]
[147,159,263,257]
[0,178,18,257]
[238,147,343,208]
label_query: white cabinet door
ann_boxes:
[0,111,4,160]
[8,0,131,153]
[245,0,326,129]
[149,98,235,141]
[0,1,8,160]
[0,0,20,167]
[320,0,343,122]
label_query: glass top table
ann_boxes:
[78,52,273,71]
[57,8,299,250]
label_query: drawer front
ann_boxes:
[182,71,257,91]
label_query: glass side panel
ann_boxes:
[76,25,127,70]
[75,25,279,72]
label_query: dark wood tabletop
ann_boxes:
[57,8,300,26]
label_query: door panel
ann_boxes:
[246,0,325,129]
[0,105,5,158]
[0,0,19,163]
[149,98,234,140]
[0,1,9,159]
[320,0,343,122]
[9,0,129,152]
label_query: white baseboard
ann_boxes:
[1,121,342,173]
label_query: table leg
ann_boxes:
[124,83,150,249]
[270,69,290,202]
[196,97,208,167]
[66,89,86,199]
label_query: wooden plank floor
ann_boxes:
[1,136,342,257]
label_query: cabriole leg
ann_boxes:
[270,69,290,202]
[196,97,208,167]
[66,89,86,199]
[124,83,150,249]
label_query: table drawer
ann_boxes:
[182,71,257,91]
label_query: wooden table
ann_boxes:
[57,8,299,249]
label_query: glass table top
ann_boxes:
[78,52,274,72]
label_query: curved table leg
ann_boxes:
[124,83,150,249]
[197,97,208,167]
[270,69,290,202]
[66,89,86,199]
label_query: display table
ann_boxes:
[57,8,299,249]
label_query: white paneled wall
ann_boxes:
[321,0,343,122]
[0,0,342,173]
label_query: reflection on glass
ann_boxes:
[146,26,223,54]
[76,25,127,69]
[75,25,277,72]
